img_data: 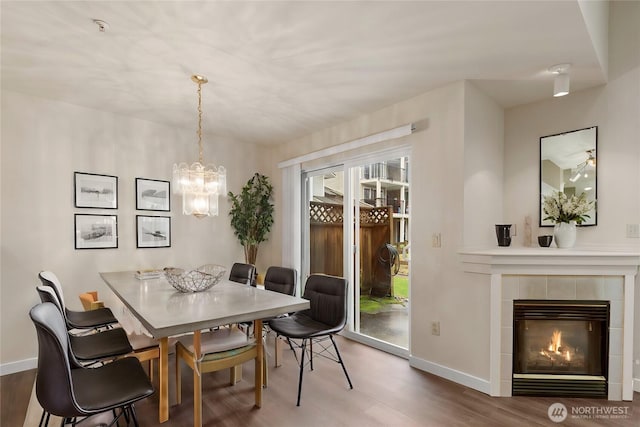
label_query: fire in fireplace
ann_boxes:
[512,300,609,398]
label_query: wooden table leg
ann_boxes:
[275,335,283,367]
[255,320,263,408]
[159,337,169,423]
[193,330,202,427]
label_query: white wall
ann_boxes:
[0,91,267,371]
[463,81,505,248]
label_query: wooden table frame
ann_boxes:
[100,271,309,423]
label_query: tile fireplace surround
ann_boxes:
[460,248,640,401]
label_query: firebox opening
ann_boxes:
[512,300,609,398]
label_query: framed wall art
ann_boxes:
[74,214,118,249]
[136,215,171,248]
[135,178,170,211]
[74,172,118,209]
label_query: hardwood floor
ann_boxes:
[3,335,639,426]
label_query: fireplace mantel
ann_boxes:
[460,247,640,401]
[461,247,640,276]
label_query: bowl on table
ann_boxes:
[164,264,226,293]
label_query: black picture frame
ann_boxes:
[136,215,171,248]
[74,214,118,249]
[74,172,118,209]
[135,178,170,211]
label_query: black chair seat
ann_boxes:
[269,313,343,339]
[72,357,154,413]
[66,306,118,330]
[37,285,133,364]
[38,271,119,330]
[70,328,133,361]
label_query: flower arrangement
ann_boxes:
[543,191,595,224]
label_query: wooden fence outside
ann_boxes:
[309,201,392,295]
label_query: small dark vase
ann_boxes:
[495,224,512,247]
[538,235,553,247]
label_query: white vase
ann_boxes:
[554,222,576,248]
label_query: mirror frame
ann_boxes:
[539,126,598,227]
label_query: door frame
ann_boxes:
[342,147,411,358]
[299,145,411,358]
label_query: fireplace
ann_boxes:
[512,300,609,398]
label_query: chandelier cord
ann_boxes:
[196,81,204,164]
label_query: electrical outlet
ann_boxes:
[431,321,440,336]
[626,224,640,238]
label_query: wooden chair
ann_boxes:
[78,291,104,311]
[79,290,163,382]
[175,326,261,427]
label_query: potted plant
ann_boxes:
[542,191,595,248]
[227,173,274,265]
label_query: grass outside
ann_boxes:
[360,275,408,314]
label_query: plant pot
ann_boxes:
[554,222,576,248]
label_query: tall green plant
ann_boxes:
[227,173,274,265]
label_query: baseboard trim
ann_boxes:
[634,377,640,393]
[0,357,37,376]
[409,355,491,395]
[341,330,409,359]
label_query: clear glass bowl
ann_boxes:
[164,264,226,293]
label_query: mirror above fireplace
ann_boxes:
[540,126,597,227]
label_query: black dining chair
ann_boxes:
[229,263,258,337]
[228,263,256,286]
[263,266,297,297]
[29,302,154,427]
[38,271,119,331]
[36,285,133,363]
[268,274,353,406]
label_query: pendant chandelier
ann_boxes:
[172,75,226,218]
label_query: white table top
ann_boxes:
[100,271,310,339]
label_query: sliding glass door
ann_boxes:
[351,155,410,352]
[302,166,345,282]
[301,149,410,356]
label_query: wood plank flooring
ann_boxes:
[3,335,639,426]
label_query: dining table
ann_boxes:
[100,270,310,423]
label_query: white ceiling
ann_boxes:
[1,1,606,146]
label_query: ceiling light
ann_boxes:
[172,75,226,218]
[568,149,596,184]
[569,172,581,183]
[549,63,571,97]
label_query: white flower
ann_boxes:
[543,191,595,224]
